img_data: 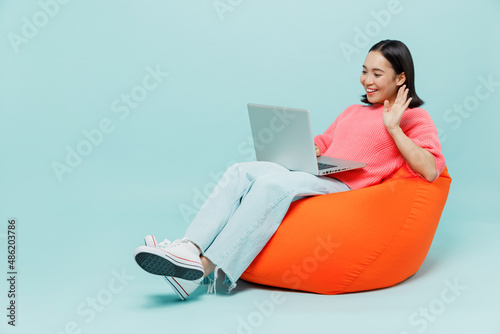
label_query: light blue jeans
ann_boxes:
[184,161,350,292]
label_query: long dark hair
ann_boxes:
[361,40,424,108]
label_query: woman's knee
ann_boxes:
[220,162,258,187]
[224,162,249,179]
[253,171,320,192]
[252,171,295,192]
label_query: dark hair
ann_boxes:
[361,40,424,108]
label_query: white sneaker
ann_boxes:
[143,235,202,300]
[164,275,202,300]
[134,236,204,281]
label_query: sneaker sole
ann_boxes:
[135,250,204,280]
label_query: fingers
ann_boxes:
[402,85,409,102]
[315,145,321,156]
[400,85,411,110]
[383,100,390,112]
[403,97,413,110]
[396,85,406,103]
[397,85,404,102]
[394,85,410,108]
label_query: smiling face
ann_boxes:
[360,51,406,106]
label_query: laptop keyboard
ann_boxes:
[318,162,338,170]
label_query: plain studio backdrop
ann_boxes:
[0,1,499,334]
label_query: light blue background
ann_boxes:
[1,1,499,333]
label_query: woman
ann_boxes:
[134,40,445,300]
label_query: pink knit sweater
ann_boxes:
[314,104,445,190]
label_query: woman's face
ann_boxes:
[360,51,405,106]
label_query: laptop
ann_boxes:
[247,103,366,176]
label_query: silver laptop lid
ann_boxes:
[247,103,319,174]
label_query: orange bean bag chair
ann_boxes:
[241,165,451,294]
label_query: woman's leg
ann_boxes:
[184,161,290,251]
[135,161,289,281]
[187,169,350,290]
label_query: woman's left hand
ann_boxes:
[383,85,412,132]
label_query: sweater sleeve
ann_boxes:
[314,120,336,154]
[400,108,446,181]
[314,114,341,155]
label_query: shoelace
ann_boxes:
[157,238,190,249]
[157,238,171,249]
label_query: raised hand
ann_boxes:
[383,85,412,132]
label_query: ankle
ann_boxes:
[201,256,216,278]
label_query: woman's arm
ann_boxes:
[314,115,341,156]
[386,126,437,181]
[383,86,438,182]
